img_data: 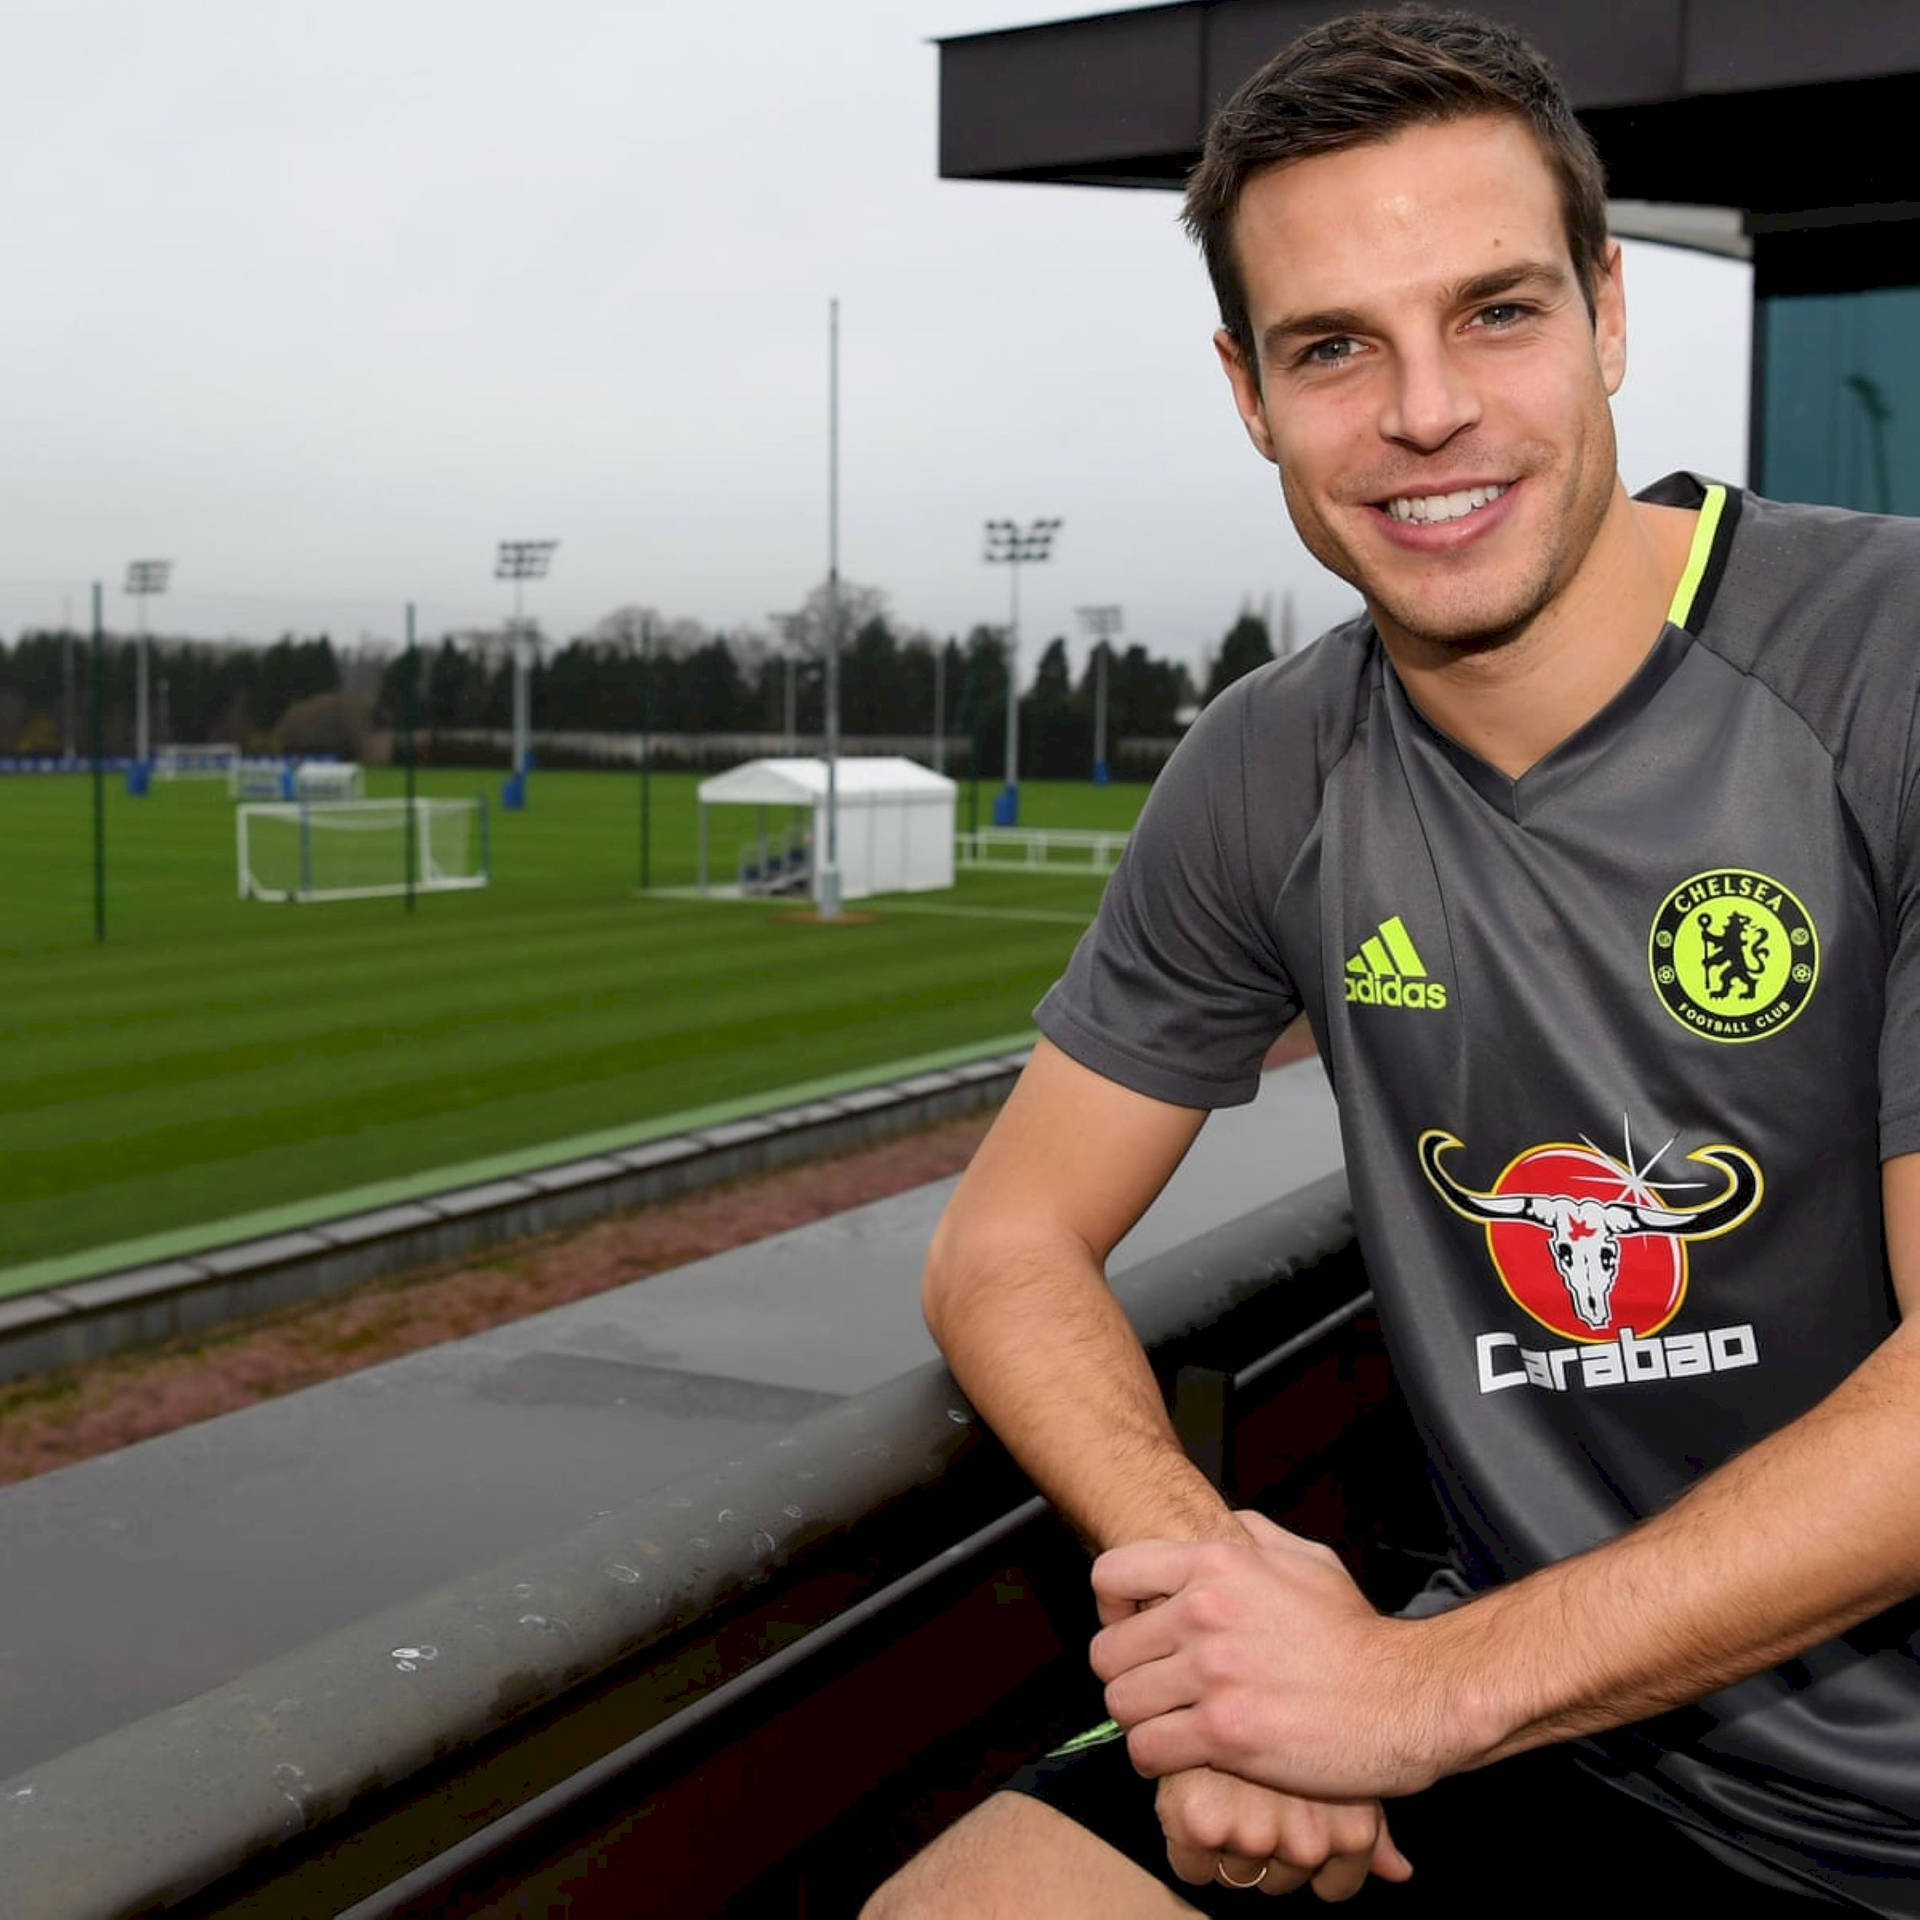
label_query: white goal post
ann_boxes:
[237,796,490,903]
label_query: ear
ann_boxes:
[1213,328,1279,465]
[1594,238,1627,397]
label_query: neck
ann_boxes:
[1377,483,1700,781]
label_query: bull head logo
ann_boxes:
[1418,1129,1762,1333]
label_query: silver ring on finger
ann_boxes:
[1214,1858,1269,1890]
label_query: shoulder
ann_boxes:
[1174,612,1376,799]
[1129,612,1375,894]
[1689,485,1920,839]
[1709,488,1920,666]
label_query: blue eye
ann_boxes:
[1305,337,1357,366]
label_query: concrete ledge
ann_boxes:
[0,1168,1355,1920]
[2,1051,1031,1389]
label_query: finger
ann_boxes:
[1218,1849,1268,1886]
[1125,1705,1221,1780]
[1087,1604,1185,1683]
[1164,1838,1218,1887]
[1090,1540,1205,1607]
[1105,1653,1204,1735]
[1369,1824,1414,1882]
[1309,1847,1373,1903]
[1259,1860,1312,1897]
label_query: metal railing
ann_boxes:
[954,826,1129,873]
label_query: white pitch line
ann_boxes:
[864,901,1098,926]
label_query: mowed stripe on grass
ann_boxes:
[0,767,1140,1269]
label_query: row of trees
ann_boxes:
[0,632,371,760]
[0,587,1281,779]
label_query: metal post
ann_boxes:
[1095,642,1109,783]
[403,602,418,914]
[818,297,843,920]
[1075,605,1122,786]
[135,599,148,765]
[1003,561,1019,805]
[494,540,558,800]
[90,583,104,944]
[983,519,1060,826]
[61,624,75,761]
[932,641,946,774]
[512,579,529,776]
[123,560,171,774]
[639,615,653,891]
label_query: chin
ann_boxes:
[1371,576,1554,652]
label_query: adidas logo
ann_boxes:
[1345,914,1449,1011]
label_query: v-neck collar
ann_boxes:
[1380,475,1741,821]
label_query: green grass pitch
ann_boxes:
[0,766,1146,1284]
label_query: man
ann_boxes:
[865,9,1920,1914]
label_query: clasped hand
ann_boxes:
[1091,1510,1461,1803]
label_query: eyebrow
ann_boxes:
[1260,259,1571,363]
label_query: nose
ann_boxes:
[1378,339,1481,453]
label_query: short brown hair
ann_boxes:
[1183,8,1609,381]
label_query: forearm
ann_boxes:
[926,1229,1237,1552]
[1432,1318,1920,1765]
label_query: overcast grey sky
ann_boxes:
[0,1,1750,674]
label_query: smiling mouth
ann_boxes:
[1376,482,1510,526]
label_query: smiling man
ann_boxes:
[863,10,1920,1916]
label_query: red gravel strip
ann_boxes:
[0,1030,1322,1490]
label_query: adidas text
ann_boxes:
[1345,974,1448,1011]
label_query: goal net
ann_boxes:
[229,759,291,801]
[237,797,489,903]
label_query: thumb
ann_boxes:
[1233,1508,1303,1550]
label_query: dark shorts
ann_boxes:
[1004,1724,1842,1915]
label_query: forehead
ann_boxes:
[1229,115,1567,324]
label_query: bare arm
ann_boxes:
[924,1036,1236,1551]
[1093,1154,1920,1799]
[933,1038,1413,1895]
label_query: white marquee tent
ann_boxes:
[695,757,956,902]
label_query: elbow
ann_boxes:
[921,1212,967,1352]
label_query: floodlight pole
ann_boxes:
[403,602,419,914]
[639,612,653,891]
[494,539,558,782]
[1076,604,1123,785]
[818,297,842,920]
[124,559,172,764]
[90,582,105,943]
[983,517,1061,823]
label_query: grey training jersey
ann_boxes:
[1038,475,1920,1910]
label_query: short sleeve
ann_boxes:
[1035,682,1303,1109]
[1879,766,1920,1160]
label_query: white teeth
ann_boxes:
[1385,483,1507,524]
